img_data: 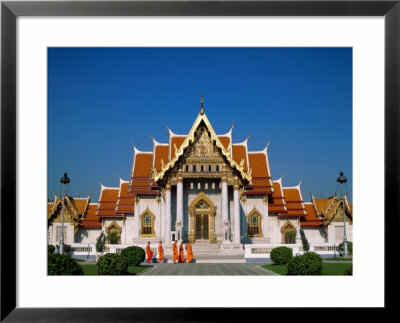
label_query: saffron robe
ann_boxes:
[178,244,185,263]
[146,245,154,263]
[172,242,179,262]
[158,244,164,262]
[186,243,193,263]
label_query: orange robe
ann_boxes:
[186,243,193,263]
[158,244,164,262]
[172,242,179,262]
[178,244,185,263]
[146,245,153,263]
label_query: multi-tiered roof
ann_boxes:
[48,107,335,228]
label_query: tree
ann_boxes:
[299,228,310,251]
[107,231,120,244]
[96,231,106,252]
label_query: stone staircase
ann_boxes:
[162,241,246,263]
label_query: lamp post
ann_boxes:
[59,172,70,255]
[336,171,348,257]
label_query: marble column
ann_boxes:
[165,182,172,243]
[263,195,269,241]
[221,171,229,241]
[160,195,165,240]
[176,169,183,240]
[233,176,241,244]
[133,196,140,238]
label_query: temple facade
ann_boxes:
[48,104,353,256]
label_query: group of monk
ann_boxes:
[172,240,194,264]
[145,240,194,264]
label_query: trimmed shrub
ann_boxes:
[299,228,310,252]
[48,253,83,275]
[55,243,71,253]
[97,253,128,275]
[338,241,353,256]
[287,252,323,275]
[344,265,353,275]
[96,232,106,252]
[120,246,146,266]
[48,245,56,254]
[270,246,293,265]
[107,231,120,244]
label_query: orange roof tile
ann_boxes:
[218,136,231,151]
[232,144,248,172]
[48,203,53,217]
[130,151,156,194]
[170,136,186,159]
[269,179,287,214]
[81,203,102,228]
[313,197,335,215]
[96,187,122,217]
[69,198,89,215]
[281,187,306,217]
[301,203,323,227]
[247,152,273,194]
[116,181,135,214]
[153,144,169,172]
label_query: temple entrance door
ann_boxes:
[188,191,216,243]
[195,214,209,240]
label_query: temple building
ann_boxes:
[48,102,353,257]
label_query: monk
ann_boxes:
[186,240,194,263]
[178,241,186,263]
[157,240,164,263]
[145,241,153,263]
[172,240,179,264]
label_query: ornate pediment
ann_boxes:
[153,110,252,183]
[185,126,220,159]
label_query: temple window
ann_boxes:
[185,165,189,172]
[201,165,204,172]
[140,209,155,237]
[247,209,262,237]
[216,165,219,172]
[208,165,212,171]
[281,221,296,244]
[193,165,196,172]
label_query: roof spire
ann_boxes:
[200,93,204,115]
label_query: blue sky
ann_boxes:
[48,48,352,202]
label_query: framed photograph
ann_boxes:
[1,0,397,321]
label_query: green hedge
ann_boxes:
[48,253,83,275]
[97,253,128,275]
[287,252,323,275]
[48,245,56,254]
[270,246,293,265]
[120,246,145,266]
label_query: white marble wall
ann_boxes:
[75,227,102,244]
[48,222,75,245]
[303,227,326,244]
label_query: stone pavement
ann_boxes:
[139,262,278,275]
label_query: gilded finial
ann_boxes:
[166,121,170,131]
[232,119,235,130]
[200,93,204,115]
[246,131,250,141]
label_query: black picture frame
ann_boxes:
[1,0,397,321]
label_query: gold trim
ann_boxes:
[139,207,156,238]
[247,207,263,237]
[153,111,252,182]
[188,191,217,243]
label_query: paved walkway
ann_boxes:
[139,263,278,276]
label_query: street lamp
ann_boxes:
[336,171,348,257]
[59,172,70,255]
